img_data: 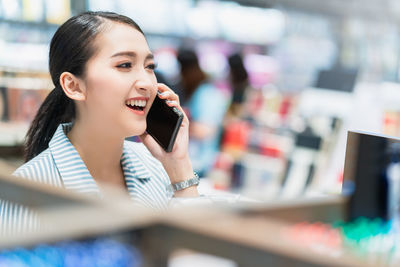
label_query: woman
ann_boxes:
[176,49,227,177]
[1,11,199,232]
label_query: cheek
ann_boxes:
[149,76,158,94]
[85,69,126,104]
[88,80,117,106]
[148,86,157,106]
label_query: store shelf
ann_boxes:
[0,171,397,267]
[0,122,29,146]
[0,76,52,90]
[0,18,59,28]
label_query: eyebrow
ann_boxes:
[111,51,154,60]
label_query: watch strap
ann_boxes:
[170,172,200,192]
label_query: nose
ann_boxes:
[134,69,156,92]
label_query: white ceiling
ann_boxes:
[218,0,400,22]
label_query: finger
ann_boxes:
[166,100,178,106]
[157,83,172,92]
[165,100,188,124]
[157,83,186,122]
[174,104,189,125]
[157,83,173,96]
[157,84,180,103]
[158,90,172,99]
[158,89,179,100]
[139,132,165,155]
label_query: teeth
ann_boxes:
[126,99,147,107]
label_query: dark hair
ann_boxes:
[24,11,143,162]
[176,49,200,71]
[228,53,248,83]
[176,48,207,102]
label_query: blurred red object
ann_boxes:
[260,145,282,158]
[279,96,292,120]
[222,120,251,154]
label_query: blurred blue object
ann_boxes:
[0,238,141,267]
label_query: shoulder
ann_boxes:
[197,82,215,94]
[124,140,152,158]
[123,140,169,178]
[199,82,221,92]
[196,82,225,101]
[124,141,163,165]
[13,148,62,186]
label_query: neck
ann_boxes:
[67,119,125,188]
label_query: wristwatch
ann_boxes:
[167,172,200,196]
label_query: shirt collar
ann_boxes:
[49,123,150,196]
[120,142,152,180]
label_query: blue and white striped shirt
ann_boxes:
[1,123,173,233]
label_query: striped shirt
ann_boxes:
[1,123,172,234]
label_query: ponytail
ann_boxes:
[24,86,75,162]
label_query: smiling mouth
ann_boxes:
[125,99,147,111]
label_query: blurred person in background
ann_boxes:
[219,53,255,158]
[177,49,228,177]
[226,53,252,120]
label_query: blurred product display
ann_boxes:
[284,217,400,263]
[2,0,400,266]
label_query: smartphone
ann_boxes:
[146,93,184,152]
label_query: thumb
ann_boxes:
[138,132,153,145]
[139,132,164,156]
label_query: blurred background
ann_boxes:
[1,0,400,202]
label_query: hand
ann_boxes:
[139,84,195,186]
[139,83,189,160]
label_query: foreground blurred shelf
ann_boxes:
[0,171,394,267]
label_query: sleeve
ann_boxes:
[1,156,51,235]
[0,199,41,235]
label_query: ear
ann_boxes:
[59,72,86,101]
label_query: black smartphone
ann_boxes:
[146,93,184,152]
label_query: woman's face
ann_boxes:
[81,22,157,137]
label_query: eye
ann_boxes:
[117,62,132,68]
[146,63,157,70]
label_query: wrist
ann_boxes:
[167,171,200,198]
[163,156,194,184]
